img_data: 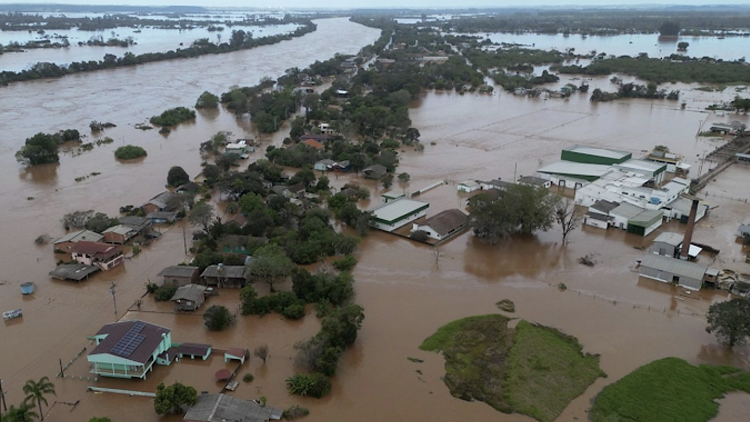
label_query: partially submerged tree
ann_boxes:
[22,376,56,421]
[188,202,214,235]
[254,344,270,363]
[249,244,295,292]
[469,184,558,244]
[555,198,582,244]
[203,305,233,331]
[167,166,190,187]
[706,298,750,347]
[154,382,198,415]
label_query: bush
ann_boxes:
[154,284,177,301]
[150,107,196,126]
[285,373,332,398]
[167,166,190,187]
[115,145,147,160]
[203,305,233,331]
[283,405,310,420]
[195,91,220,109]
[146,282,159,293]
[410,230,429,242]
[333,255,358,272]
[282,303,306,320]
[242,373,254,383]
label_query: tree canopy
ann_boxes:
[203,305,233,331]
[22,376,56,421]
[154,382,197,415]
[167,166,190,187]
[249,244,295,291]
[16,132,62,165]
[706,298,750,347]
[195,91,219,109]
[469,185,558,244]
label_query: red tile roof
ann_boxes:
[72,241,123,259]
[302,139,324,150]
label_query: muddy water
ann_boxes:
[2,18,750,422]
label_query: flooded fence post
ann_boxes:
[59,358,65,377]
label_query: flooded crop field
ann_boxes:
[1,16,750,422]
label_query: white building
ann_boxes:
[411,209,468,241]
[370,198,430,232]
[457,180,481,192]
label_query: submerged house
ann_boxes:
[157,266,200,287]
[370,198,429,232]
[53,230,104,254]
[87,320,172,379]
[171,284,207,312]
[411,209,468,241]
[183,393,282,422]
[102,224,139,244]
[200,264,249,288]
[362,164,387,179]
[142,192,176,214]
[71,241,124,270]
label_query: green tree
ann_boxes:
[249,244,295,292]
[706,298,750,347]
[188,202,214,235]
[167,166,190,187]
[16,132,60,165]
[677,41,689,51]
[84,212,118,233]
[397,172,411,183]
[22,376,56,421]
[154,382,197,415]
[114,145,147,160]
[203,305,233,331]
[469,184,557,244]
[4,403,38,422]
[659,21,680,36]
[381,173,394,189]
[88,418,113,422]
[195,91,219,109]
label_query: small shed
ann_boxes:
[478,179,514,191]
[171,284,207,312]
[583,212,610,230]
[650,232,683,258]
[457,180,481,192]
[177,343,212,360]
[314,159,336,172]
[638,254,708,290]
[157,266,200,287]
[518,176,552,188]
[200,264,249,288]
[224,347,247,364]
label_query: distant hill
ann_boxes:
[0,3,208,14]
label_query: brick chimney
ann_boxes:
[680,199,700,260]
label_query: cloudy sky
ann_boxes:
[0,1,746,9]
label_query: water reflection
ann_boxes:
[18,162,58,185]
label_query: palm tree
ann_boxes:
[3,403,38,422]
[22,376,56,421]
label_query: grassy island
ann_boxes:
[114,145,147,160]
[420,315,605,422]
[590,357,750,422]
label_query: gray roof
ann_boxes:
[53,230,104,244]
[183,394,282,422]
[48,264,100,281]
[144,191,175,210]
[316,159,336,166]
[419,209,468,236]
[146,211,178,221]
[629,209,663,226]
[363,164,387,178]
[585,212,610,221]
[590,199,620,214]
[201,265,249,279]
[371,198,430,223]
[119,216,151,229]
[103,224,134,236]
[738,224,750,236]
[480,179,515,190]
[517,176,548,186]
[653,232,683,247]
[640,254,708,281]
[610,203,645,220]
[171,284,207,303]
[157,265,199,279]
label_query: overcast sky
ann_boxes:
[0,1,746,9]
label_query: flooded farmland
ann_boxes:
[1,16,750,422]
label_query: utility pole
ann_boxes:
[183,224,188,255]
[513,162,518,182]
[1,378,7,412]
[110,282,117,318]
[59,358,65,377]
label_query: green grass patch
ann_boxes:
[505,321,606,422]
[590,357,750,422]
[421,316,605,422]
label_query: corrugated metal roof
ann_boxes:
[564,145,630,160]
[653,232,683,247]
[183,394,281,422]
[537,161,612,178]
[610,202,644,220]
[640,254,707,281]
[370,198,429,223]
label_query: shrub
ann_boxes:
[283,303,306,320]
[146,282,159,293]
[242,373,254,383]
[285,373,332,398]
[150,107,196,127]
[114,145,147,160]
[283,405,310,420]
[333,255,358,272]
[153,284,177,301]
[167,166,190,187]
[203,305,233,331]
[195,91,219,109]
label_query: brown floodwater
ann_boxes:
[2,17,750,422]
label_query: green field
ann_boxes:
[421,315,605,422]
[590,357,750,422]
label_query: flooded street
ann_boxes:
[2,16,750,422]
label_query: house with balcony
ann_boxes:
[71,241,124,270]
[87,320,172,379]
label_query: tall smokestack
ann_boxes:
[681,199,700,260]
